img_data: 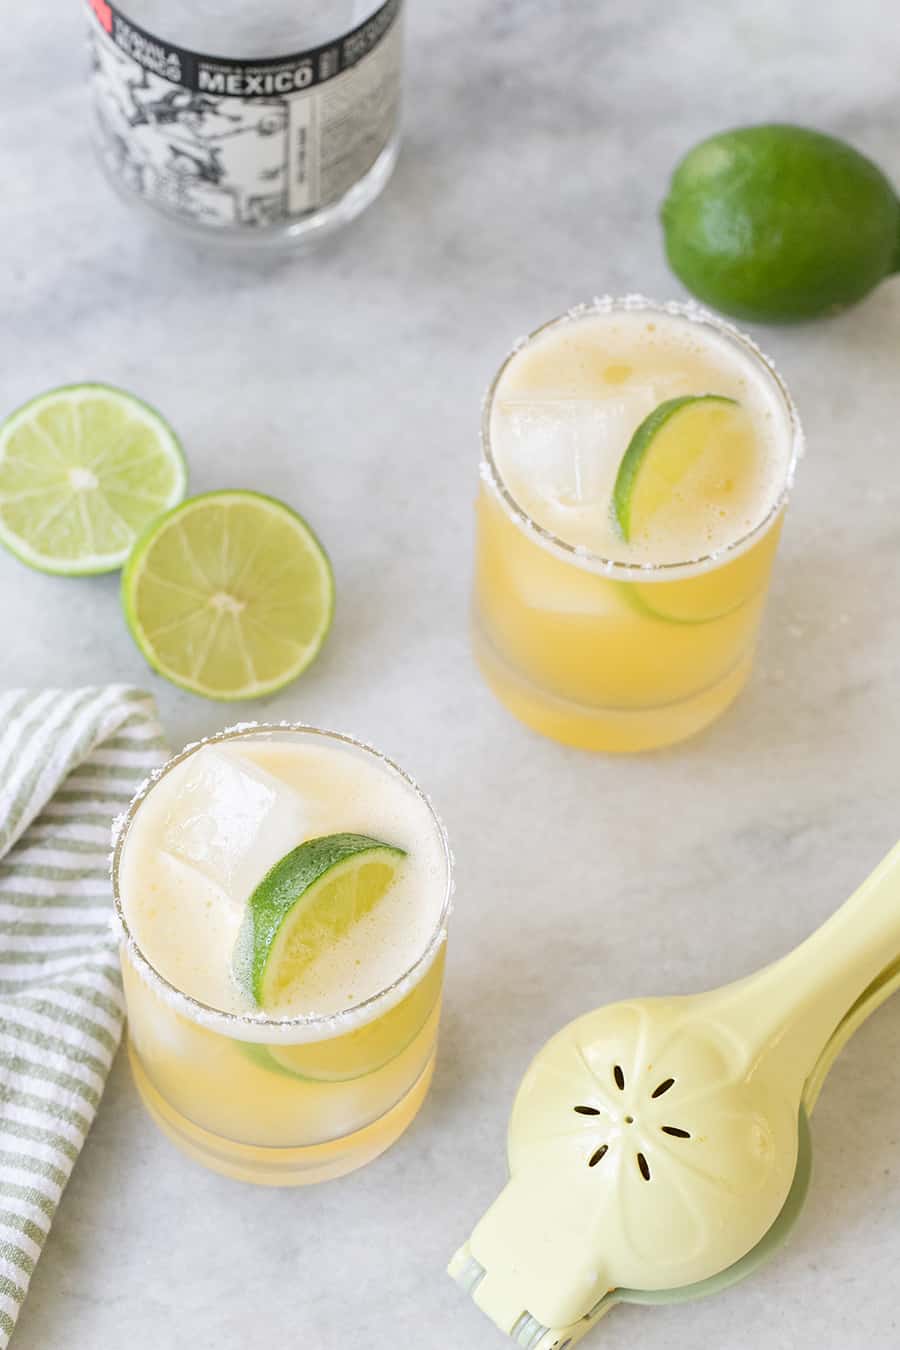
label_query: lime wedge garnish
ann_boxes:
[0,383,186,574]
[619,570,757,626]
[121,489,334,700]
[613,394,752,542]
[237,950,444,1081]
[235,833,406,1011]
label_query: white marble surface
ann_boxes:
[4,1,900,1346]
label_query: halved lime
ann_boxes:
[121,490,334,700]
[0,383,186,574]
[235,833,406,1011]
[612,394,751,542]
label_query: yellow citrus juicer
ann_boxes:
[449,841,900,1348]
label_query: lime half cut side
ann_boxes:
[235,833,406,1012]
[613,394,752,542]
[121,490,334,700]
[0,383,186,574]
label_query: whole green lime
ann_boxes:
[661,124,900,322]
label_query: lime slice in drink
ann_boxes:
[121,490,334,700]
[0,383,186,574]
[614,394,767,623]
[619,565,759,626]
[237,952,443,1082]
[235,833,406,1011]
[612,394,752,542]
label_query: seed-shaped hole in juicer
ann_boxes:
[661,1125,690,1138]
[636,1152,651,1181]
[587,1145,608,1167]
[613,1065,625,1090]
[651,1077,675,1098]
[573,1105,601,1116]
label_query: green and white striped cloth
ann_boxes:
[0,686,166,1346]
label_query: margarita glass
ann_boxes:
[473,298,803,753]
[112,724,452,1186]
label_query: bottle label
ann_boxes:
[84,0,403,229]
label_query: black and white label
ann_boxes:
[85,0,403,228]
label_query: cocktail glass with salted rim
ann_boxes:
[473,297,803,753]
[112,723,452,1186]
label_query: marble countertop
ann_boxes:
[4,0,900,1346]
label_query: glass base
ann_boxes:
[93,131,399,252]
[128,1039,436,1185]
[473,625,754,753]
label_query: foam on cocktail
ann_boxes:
[490,302,795,566]
[119,737,448,1021]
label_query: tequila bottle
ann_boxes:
[84,0,403,245]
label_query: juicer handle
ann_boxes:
[803,954,900,1113]
[750,838,900,1073]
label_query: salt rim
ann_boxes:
[110,721,455,1045]
[480,293,805,581]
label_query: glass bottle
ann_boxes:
[83,0,403,247]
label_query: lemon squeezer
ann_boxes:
[449,840,900,1347]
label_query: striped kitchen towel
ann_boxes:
[0,686,167,1347]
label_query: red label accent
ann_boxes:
[88,0,113,33]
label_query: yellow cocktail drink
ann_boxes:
[113,725,452,1185]
[473,299,802,752]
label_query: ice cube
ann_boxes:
[499,399,607,510]
[500,379,686,513]
[497,398,617,512]
[160,745,309,907]
[507,539,630,617]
